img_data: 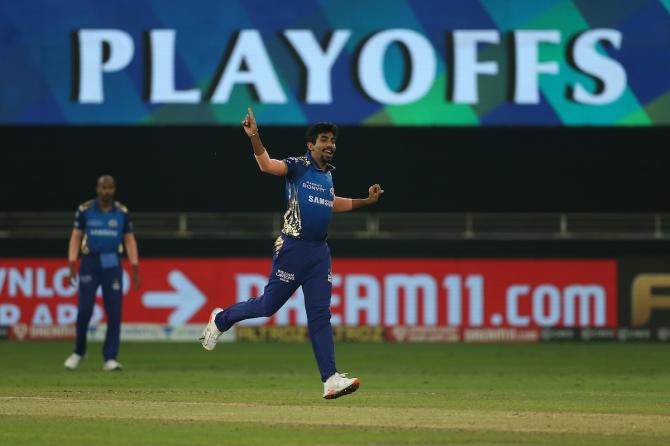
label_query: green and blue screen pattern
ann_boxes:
[1,0,668,125]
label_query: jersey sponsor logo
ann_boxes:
[308,195,333,208]
[87,219,104,227]
[302,181,325,193]
[89,228,119,237]
[276,269,295,283]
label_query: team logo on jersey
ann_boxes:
[330,187,334,197]
[112,279,121,291]
[108,219,118,228]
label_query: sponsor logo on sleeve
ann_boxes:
[276,269,295,283]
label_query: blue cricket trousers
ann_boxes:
[215,234,336,382]
[74,254,123,361]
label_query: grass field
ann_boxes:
[0,341,669,446]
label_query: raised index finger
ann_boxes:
[247,107,255,121]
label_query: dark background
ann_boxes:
[3,126,669,213]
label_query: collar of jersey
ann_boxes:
[92,199,118,213]
[305,150,336,173]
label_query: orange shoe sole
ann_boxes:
[323,378,361,400]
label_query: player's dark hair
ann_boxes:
[305,122,338,144]
[97,174,115,185]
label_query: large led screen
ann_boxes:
[1,0,669,125]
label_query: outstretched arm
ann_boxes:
[333,184,384,213]
[242,107,288,176]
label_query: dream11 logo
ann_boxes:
[71,28,626,107]
[631,274,670,327]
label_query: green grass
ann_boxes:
[1,342,669,445]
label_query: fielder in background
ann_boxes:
[201,108,383,399]
[64,175,141,371]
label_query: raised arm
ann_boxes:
[242,107,288,176]
[333,184,384,213]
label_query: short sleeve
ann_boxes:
[73,209,86,230]
[123,213,134,234]
[282,157,300,181]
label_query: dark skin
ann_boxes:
[307,132,336,171]
[307,131,383,206]
[96,176,116,211]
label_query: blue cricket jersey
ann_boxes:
[73,199,133,255]
[281,151,336,241]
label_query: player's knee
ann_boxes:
[308,310,331,325]
[260,302,279,318]
[76,309,94,321]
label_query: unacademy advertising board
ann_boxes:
[1,0,669,125]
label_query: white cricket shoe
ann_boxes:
[64,353,83,370]
[103,359,123,371]
[199,307,224,351]
[323,372,361,400]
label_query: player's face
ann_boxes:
[309,132,336,165]
[96,180,116,203]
